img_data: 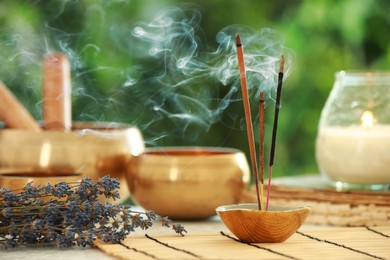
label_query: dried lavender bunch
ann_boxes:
[0,175,186,249]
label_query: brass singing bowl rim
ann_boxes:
[136,147,249,167]
[216,203,311,243]
[0,167,83,179]
[0,121,143,143]
[0,169,82,179]
[143,146,245,156]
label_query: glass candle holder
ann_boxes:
[315,71,390,190]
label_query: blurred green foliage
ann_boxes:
[0,0,389,179]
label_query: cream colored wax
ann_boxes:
[316,125,390,184]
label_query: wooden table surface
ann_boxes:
[2,174,389,260]
[2,213,390,260]
[0,216,224,260]
[96,219,390,260]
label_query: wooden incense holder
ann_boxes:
[0,82,40,131]
[42,52,71,131]
[216,203,311,243]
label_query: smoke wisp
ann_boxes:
[0,2,292,146]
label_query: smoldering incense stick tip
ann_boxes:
[235,34,242,47]
[279,55,285,73]
[260,92,265,102]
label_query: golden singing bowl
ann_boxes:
[216,203,311,243]
[127,147,250,219]
[0,168,82,191]
[0,122,144,202]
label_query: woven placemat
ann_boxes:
[241,175,390,226]
[95,226,390,259]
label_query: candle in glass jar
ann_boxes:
[316,71,390,187]
[316,124,390,184]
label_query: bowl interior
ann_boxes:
[216,203,310,212]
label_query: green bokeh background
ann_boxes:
[1,0,389,179]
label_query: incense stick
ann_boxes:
[266,55,285,211]
[259,91,265,210]
[236,34,261,210]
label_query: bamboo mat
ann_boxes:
[241,175,390,226]
[95,226,390,260]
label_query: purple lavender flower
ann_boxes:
[0,175,186,248]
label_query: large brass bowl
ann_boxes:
[0,122,144,201]
[127,147,250,219]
